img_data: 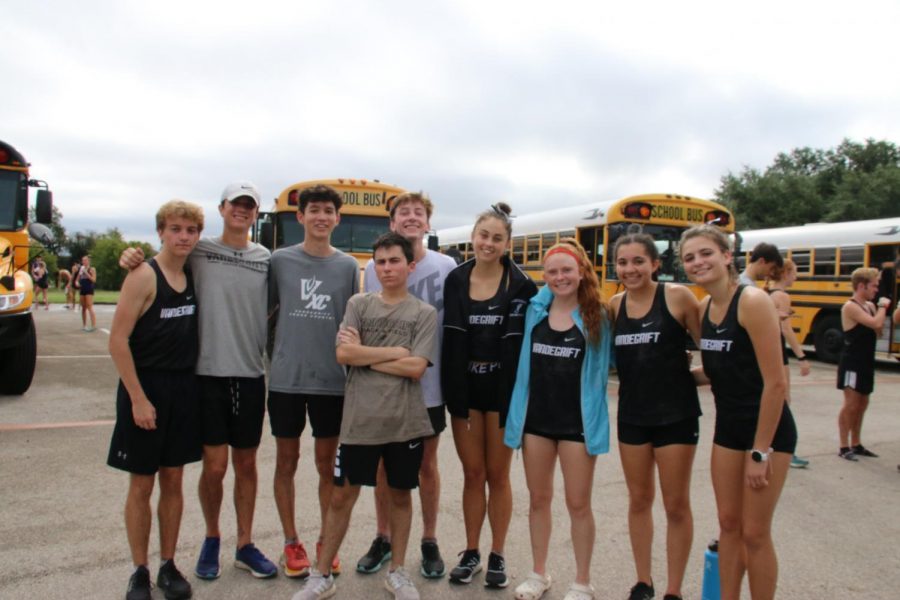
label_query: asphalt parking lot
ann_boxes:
[1,305,899,599]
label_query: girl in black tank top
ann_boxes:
[611,234,702,600]
[680,225,795,600]
[440,205,537,585]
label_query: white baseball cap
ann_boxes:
[221,181,261,206]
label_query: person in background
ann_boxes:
[79,255,97,331]
[836,267,890,461]
[765,259,812,468]
[441,203,536,588]
[681,224,794,600]
[610,233,701,600]
[31,258,50,309]
[504,238,612,600]
[738,242,783,287]
[57,265,73,309]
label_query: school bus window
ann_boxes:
[559,229,575,241]
[512,237,524,264]
[541,233,557,254]
[839,246,864,276]
[464,242,473,259]
[526,235,541,263]
[789,249,811,275]
[814,247,836,277]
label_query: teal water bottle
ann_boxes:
[701,539,720,600]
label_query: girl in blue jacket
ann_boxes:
[504,238,612,600]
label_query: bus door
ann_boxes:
[868,242,900,355]
[577,226,603,279]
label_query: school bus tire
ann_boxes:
[813,314,843,364]
[0,316,37,395]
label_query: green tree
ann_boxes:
[91,229,155,290]
[715,138,900,229]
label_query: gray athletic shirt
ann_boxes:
[364,249,457,408]
[189,237,270,378]
[338,293,437,444]
[269,245,359,394]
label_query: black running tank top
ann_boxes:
[129,259,199,371]
[700,285,763,417]
[839,300,876,371]
[614,284,700,425]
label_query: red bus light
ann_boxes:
[705,211,730,226]
[0,149,8,164]
[623,202,652,219]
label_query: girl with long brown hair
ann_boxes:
[503,238,612,600]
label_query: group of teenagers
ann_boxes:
[106,180,885,600]
[32,254,99,330]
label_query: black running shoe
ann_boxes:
[157,560,192,600]
[663,595,683,600]
[853,445,879,458]
[126,566,151,600]
[357,536,392,574]
[483,552,508,588]
[628,581,655,600]
[420,540,446,578]
[839,448,859,461]
[448,549,481,584]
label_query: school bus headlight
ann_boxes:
[0,292,26,311]
[705,211,730,226]
[622,202,652,219]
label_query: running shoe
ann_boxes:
[790,455,810,468]
[282,541,311,578]
[838,448,859,461]
[384,567,420,600]
[292,569,335,600]
[513,571,552,600]
[235,543,277,578]
[156,560,192,600]
[356,536,392,573]
[126,565,151,600]
[853,445,879,458]
[194,537,221,580]
[628,581,655,600]
[316,541,341,575]
[448,549,481,584]
[484,552,509,588]
[420,540,445,578]
[663,596,684,600]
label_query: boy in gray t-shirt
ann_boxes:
[294,232,436,600]
[268,185,359,578]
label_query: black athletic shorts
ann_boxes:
[467,364,502,413]
[427,405,446,436]
[268,391,344,438]
[522,426,585,444]
[837,364,875,395]
[107,370,201,475]
[198,375,266,449]
[333,439,425,490]
[618,417,700,448]
[713,404,797,454]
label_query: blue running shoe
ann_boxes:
[195,537,221,580]
[790,455,810,468]
[235,543,277,578]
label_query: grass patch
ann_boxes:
[45,288,120,305]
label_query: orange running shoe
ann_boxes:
[281,541,311,578]
[317,541,342,575]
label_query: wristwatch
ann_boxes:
[750,448,770,463]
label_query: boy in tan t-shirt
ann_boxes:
[293,232,437,600]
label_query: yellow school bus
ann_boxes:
[0,140,54,394]
[737,218,900,362]
[437,193,734,299]
[255,178,405,268]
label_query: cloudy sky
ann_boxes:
[3,0,899,245]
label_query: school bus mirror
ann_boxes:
[28,222,54,246]
[427,233,439,251]
[35,189,53,224]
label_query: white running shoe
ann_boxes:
[292,569,335,600]
[384,567,420,600]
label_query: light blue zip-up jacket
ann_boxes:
[503,285,612,456]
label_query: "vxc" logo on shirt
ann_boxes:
[301,277,331,310]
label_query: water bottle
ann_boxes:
[701,539,720,600]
